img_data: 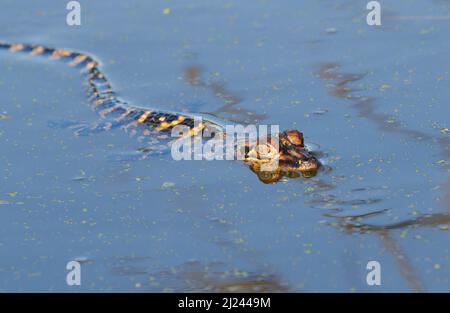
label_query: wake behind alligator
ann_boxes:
[0,41,320,183]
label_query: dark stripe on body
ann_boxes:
[0,41,220,142]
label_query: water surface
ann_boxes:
[0,0,449,292]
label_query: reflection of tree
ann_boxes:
[336,212,450,233]
[111,259,289,292]
[316,63,450,210]
[316,62,450,291]
[317,63,432,140]
[316,63,366,99]
[328,211,450,292]
[107,181,292,292]
[184,65,266,124]
[378,231,425,292]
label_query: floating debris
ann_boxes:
[379,84,392,92]
[161,181,175,189]
[137,147,151,153]
[311,109,329,115]
[135,176,146,182]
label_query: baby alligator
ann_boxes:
[0,41,319,183]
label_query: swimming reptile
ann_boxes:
[0,41,320,183]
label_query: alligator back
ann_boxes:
[0,41,219,140]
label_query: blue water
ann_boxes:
[0,0,449,292]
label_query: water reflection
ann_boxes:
[317,64,431,139]
[316,62,450,292]
[316,62,450,211]
[329,211,450,292]
[184,65,266,124]
[111,260,289,292]
[335,212,450,233]
[310,195,383,207]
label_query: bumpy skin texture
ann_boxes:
[0,42,319,183]
[246,129,319,183]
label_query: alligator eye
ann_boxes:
[298,160,302,165]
